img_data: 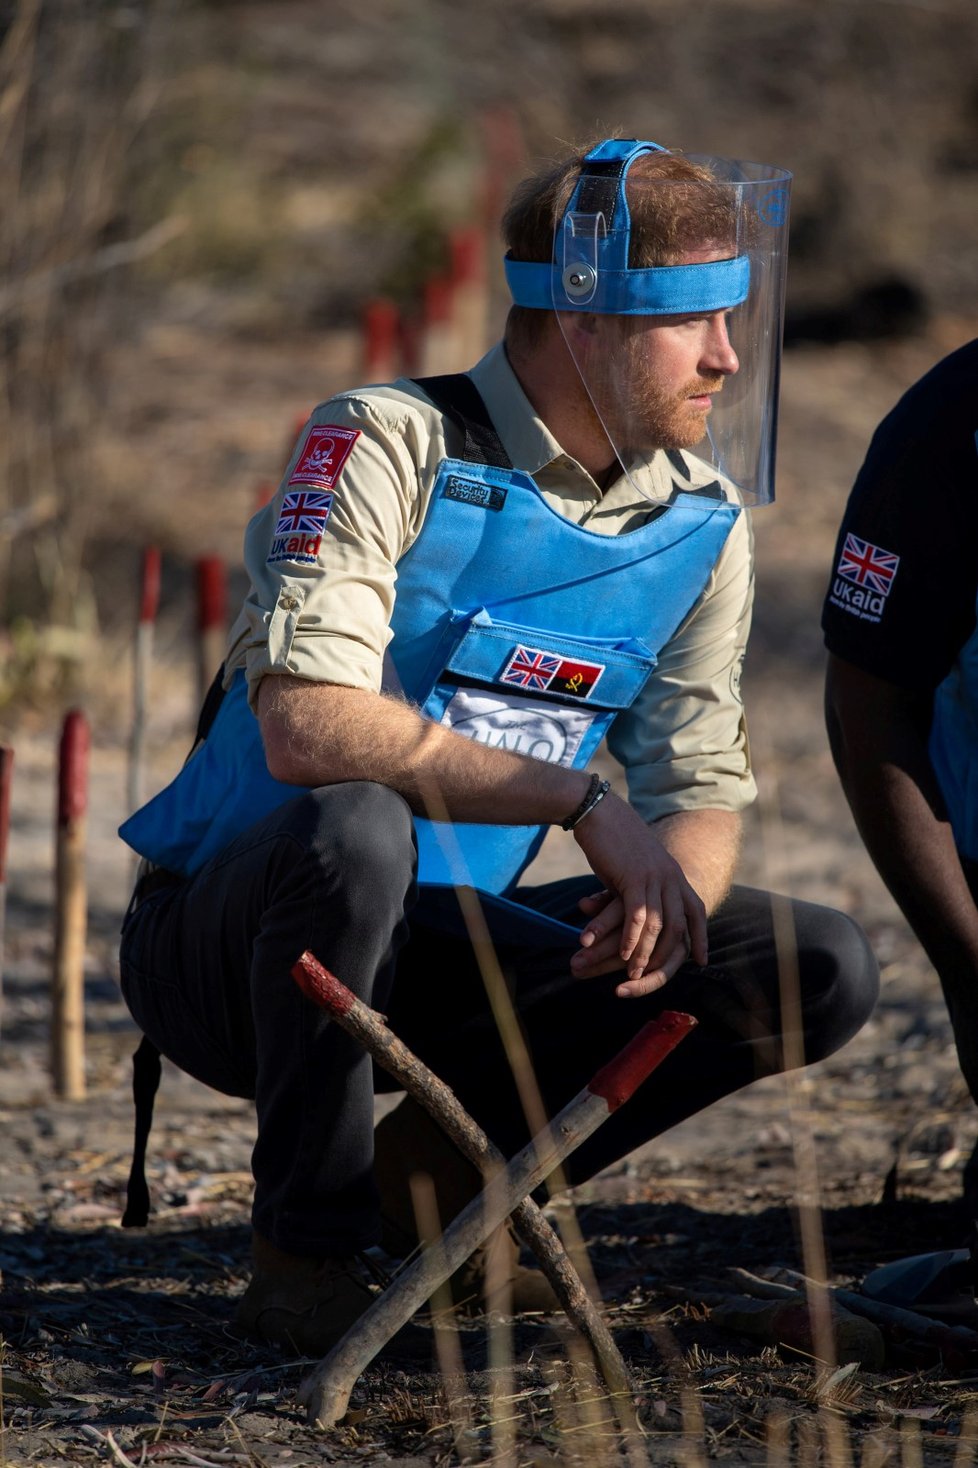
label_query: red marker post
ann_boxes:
[0,744,12,1037]
[478,105,525,332]
[479,103,525,233]
[127,546,161,818]
[254,412,313,517]
[418,273,454,376]
[53,710,89,1100]
[397,311,422,378]
[361,297,401,382]
[293,950,695,1428]
[195,554,227,711]
[449,224,489,369]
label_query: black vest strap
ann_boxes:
[121,1034,162,1227]
[195,661,227,744]
[412,373,513,471]
[121,664,227,1228]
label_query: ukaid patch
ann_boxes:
[267,489,333,565]
[828,531,900,624]
[289,425,360,489]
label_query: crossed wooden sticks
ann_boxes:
[290,949,696,1430]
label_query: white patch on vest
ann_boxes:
[440,689,596,766]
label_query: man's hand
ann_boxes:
[569,794,709,998]
[258,678,740,1003]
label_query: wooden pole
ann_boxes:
[479,103,525,233]
[418,274,454,376]
[195,554,227,711]
[52,710,89,1100]
[362,297,401,382]
[448,225,489,369]
[254,412,313,516]
[253,480,274,512]
[292,949,645,1405]
[127,546,161,818]
[397,310,422,378]
[0,743,12,1039]
[293,949,695,1431]
[478,104,525,330]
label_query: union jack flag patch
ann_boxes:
[274,489,333,538]
[836,532,900,597]
[500,645,604,699]
[502,646,562,691]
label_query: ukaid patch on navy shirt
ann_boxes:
[289,425,360,489]
[440,689,596,766]
[500,644,605,700]
[267,489,333,565]
[828,532,901,624]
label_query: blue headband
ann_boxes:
[505,139,751,316]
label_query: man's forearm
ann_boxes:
[839,757,978,974]
[825,655,978,978]
[259,672,733,989]
[257,673,593,827]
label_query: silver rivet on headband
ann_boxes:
[561,262,597,300]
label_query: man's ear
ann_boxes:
[576,312,600,338]
[559,312,599,347]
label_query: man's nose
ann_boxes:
[701,316,739,376]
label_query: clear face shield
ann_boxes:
[505,143,791,508]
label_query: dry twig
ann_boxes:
[291,948,695,1432]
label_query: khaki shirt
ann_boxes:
[225,343,756,822]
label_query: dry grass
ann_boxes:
[0,0,188,710]
[5,2,978,1462]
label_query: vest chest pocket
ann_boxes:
[418,608,655,772]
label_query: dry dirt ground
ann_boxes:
[4,311,978,1466]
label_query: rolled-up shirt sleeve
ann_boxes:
[224,391,441,707]
[607,510,756,821]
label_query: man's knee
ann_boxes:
[288,782,417,905]
[796,903,880,1060]
[308,781,415,869]
[239,781,416,917]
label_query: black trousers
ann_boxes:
[119,783,880,1257]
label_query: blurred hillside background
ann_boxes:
[1,0,977,730]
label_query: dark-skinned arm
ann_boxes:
[825,651,978,1094]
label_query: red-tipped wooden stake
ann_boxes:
[397,311,422,378]
[253,479,275,512]
[418,273,454,376]
[0,743,12,1037]
[53,710,89,1099]
[195,554,227,711]
[255,411,314,515]
[479,103,525,232]
[362,297,401,382]
[292,949,695,1430]
[448,224,489,368]
[127,546,161,817]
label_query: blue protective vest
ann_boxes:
[929,620,978,861]
[121,377,740,925]
[924,430,978,862]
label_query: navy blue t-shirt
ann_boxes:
[821,338,978,692]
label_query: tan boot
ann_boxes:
[235,1232,375,1354]
[374,1095,559,1316]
